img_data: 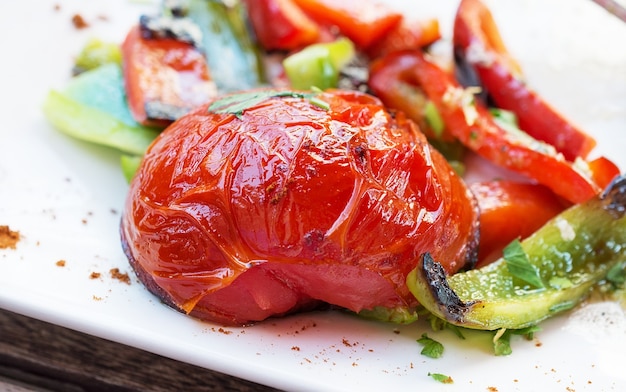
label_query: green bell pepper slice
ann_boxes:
[407,174,626,330]
[283,37,355,90]
[43,64,160,156]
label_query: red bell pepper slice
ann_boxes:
[374,51,608,204]
[453,0,596,161]
[292,0,403,49]
[469,181,566,267]
[122,25,215,127]
[243,0,320,51]
[588,156,621,189]
[366,16,441,59]
[369,50,452,142]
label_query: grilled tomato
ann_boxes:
[121,89,479,325]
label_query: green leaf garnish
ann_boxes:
[208,90,328,118]
[607,261,626,287]
[493,328,512,356]
[417,333,444,359]
[428,372,454,384]
[492,325,541,356]
[503,239,545,289]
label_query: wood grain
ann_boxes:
[0,309,280,392]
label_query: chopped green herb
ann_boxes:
[417,333,444,359]
[607,261,626,287]
[208,90,328,118]
[493,328,512,356]
[428,372,454,384]
[503,239,545,289]
[492,325,541,356]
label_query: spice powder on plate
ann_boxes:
[0,226,20,249]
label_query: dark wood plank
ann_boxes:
[0,309,280,392]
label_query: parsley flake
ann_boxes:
[208,90,329,118]
[417,333,444,359]
[493,329,512,356]
[428,372,454,384]
[607,261,626,287]
[492,325,541,356]
[503,239,544,289]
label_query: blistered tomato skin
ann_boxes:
[121,89,479,325]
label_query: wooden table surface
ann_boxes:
[0,308,280,392]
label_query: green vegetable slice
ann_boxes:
[407,174,626,330]
[63,64,138,127]
[121,155,143,183]
[283,37,355,90]
[43,64,160,156]
[186,0,265,92]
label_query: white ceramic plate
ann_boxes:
[1,0,625,391]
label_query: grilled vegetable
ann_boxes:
[121,89,479,325]
[453,0,596,161]
[283,37,355,90]
[122,20,216,127]
[186,0,265,92]
[292,0,402,49]
[43,64,160,156]
[243,0,320,50]
[385,50,608,204]
[408,174,626,330]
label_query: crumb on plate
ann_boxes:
[0,225,20,249]
[110,268,131,284]
[72,14,89,29]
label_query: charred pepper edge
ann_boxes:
[418,252,477,324]
[602,173,626,219]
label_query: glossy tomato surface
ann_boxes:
[121,89,479,325]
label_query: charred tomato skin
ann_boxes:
[121,89,479,325]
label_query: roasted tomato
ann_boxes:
[121,89,479,325]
